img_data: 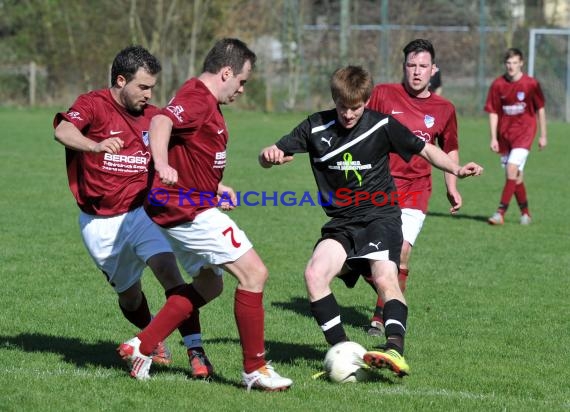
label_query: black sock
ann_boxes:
[119,291,152,329]
[383,299,408,355]
[310,293,347,345]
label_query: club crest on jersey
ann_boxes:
[424,114,435,128]
[142,131,149,146]
[67,111,83,121]
[517,91,525,101]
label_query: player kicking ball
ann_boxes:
[259,66,483,376]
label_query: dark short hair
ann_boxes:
[330,65,373,106]
[402,39,435,62]
[202,38,257,75]
[504,48,523,62]
[110,45,161,86]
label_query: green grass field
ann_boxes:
[0,107,568,411]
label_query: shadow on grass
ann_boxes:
[4,332,374,387]
[206,335,325,364]
[1,333,121,368]
[271,295,373,335]
[427,211,489,222]
[0,332,236,384]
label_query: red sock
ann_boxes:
[168,286,206,345]
[137,286,195,355]
[234,289,265,373]
[398,268,409,293]
[498,179,517,213]
[372,294,384,323]
[515,183,529,215]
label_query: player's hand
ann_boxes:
[93,137,124,154]
[457,162,483,178]
[155,163,178,186]
[538,135,547,151]
[259,145,294,168]
[446,190,462,215]
[217,182,237,211]
[489,138,499,153]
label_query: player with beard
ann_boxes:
[53,45,219,379]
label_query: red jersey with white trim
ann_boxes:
[484,73,545,151]
[54,89,159,216]
[368,83,459,180]
[144,78,228,227]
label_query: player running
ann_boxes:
[363,39,462,336]
[117,38,292,391]
[259,65,483,376]
[53,45,218,378]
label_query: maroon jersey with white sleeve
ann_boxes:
[145,78,228,227]
[54,89,159,216]
[484,73,545,151]
[368,83,458,180]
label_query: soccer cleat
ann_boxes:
[241,363,293,392]
[188,349,214,379]
[367,320,385,337]
[117,337,153,380]
[488,212,504,225]
[363,349,410,377]
[520,214,531,225]
[150,341,172,365]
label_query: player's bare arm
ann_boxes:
[217,182,237,211]
[488,113,500,152]
[55,120,124,154]
[259,144,294,168]
[419,144,483,178]
[149,114,178,185]
[537,107,547,150]
[444,149,462,214]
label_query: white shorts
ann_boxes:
[79,207,172,293]
[501,148,529,172]
[401,208,426,246]
[162,208,253,278]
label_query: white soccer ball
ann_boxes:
[324,341,370,383]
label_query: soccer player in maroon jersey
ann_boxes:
[53,46,220,378]
[364,39,462,336]
[485,48,547,225]
[259,65,483,376]
[117,38,292,391]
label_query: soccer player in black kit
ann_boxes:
[259,66,483,376]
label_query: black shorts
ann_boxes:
[317,214,402,286]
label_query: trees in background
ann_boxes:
[0,0,563,113]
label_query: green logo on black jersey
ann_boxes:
[343,152,363,186]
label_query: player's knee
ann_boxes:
[148,252,184,289]
[118,288,142,312]
[238,263,268,291]
[304,266,327,295]
[373,271,398,293]
[209,276,224,300]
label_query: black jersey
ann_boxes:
[275,108,425,218]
